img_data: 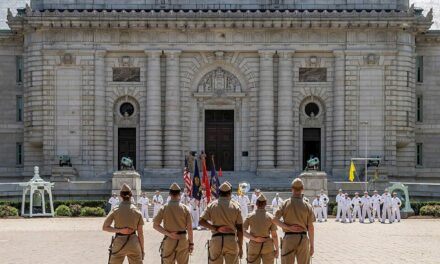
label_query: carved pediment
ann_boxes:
[197,67,242,95]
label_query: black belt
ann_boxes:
[176,231,187,235]
[115,232,136,237]
[284,232,307,235]
[212,233,235,237]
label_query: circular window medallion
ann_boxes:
[119,102,134,117]
[305,102,320,117]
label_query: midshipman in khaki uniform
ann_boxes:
[273,178,315,264]
[153,183,194,264]
[243,194,279,264]
[103,183,145,264]
[199,181,244,264]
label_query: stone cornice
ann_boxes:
[7,8,433,33]
[416,31,440,44]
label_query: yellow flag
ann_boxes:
[349,161,356,182]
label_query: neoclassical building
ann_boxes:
[1,0,439,196]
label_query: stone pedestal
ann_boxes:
[51,167,78,182]
[299,171,328,198]
[112,170,142,201]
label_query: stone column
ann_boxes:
[258,50,276,168]
[94,50,107,171]
[332,50,346,175]
[277,50,295,168]
[164,50,182,168]
[145,50,163,168]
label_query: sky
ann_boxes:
[0,0,439,30]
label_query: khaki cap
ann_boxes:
[291,178,304,189]
[219,181,232,192]
[169,182,181,191]
[121,183,132,192]
[257,194,267,202]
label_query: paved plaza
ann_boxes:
[0,218,439,264]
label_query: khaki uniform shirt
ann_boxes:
[153,200,192,232]
[104,201,144,230]
[275,196,314,232]
[200,197,243,234]
[243,209,277,237]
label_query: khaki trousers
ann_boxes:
[208,235,239,264]
[247,240,275,264]
[109,234,143,264]
[161,237,189,264]
[281,234,310,264]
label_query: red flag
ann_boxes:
[183,168,192,197]
[218,167,223,177]
[202,158,211,203]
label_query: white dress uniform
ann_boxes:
[312,198,323,222]
[381,193,393,223]
[336,193,345,221]
[199,195,208,214]
[138,196,150,220]
[108,196,120,210]
[189,198,200,229]
[238,194,250,219]
[152,194,164,218]
[361,195,373,223]
[392,197,402,222]
[271,196,284,214]
[351,196,363,222]
[371,194,382,222]
[319,193,329,221]
[180,193,191,206]
[250,193,258,211]
[341,197,352,223]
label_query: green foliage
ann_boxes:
[327,202,337,215]
[80,207,105,217]
[53,200,107,209]
[410,202,440,215]
[0,205,19,217]
[419,205,440,217]
[55,205,72,217]
[69,204,82,217]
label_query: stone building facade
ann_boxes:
[1,0,439,195]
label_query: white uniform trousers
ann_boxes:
[341,207,352,223]
[372,204,381,221]
[153,205,161,218]
[321,205,328,221]
[392,207,401,222]
[381,206,393,223]
[191,208,200,228]
[141,205,149,220]
[362,206,372,223]
[336,204,343,221]
[352,206,362,222]
[313,207,322,222]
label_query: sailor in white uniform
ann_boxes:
[341,193,352,223]
[391,192,402,223]
[319,189,329,222]
[137,192,150,221]
[381,189,393,224]
[152,190,164,218]
[271,193,283,214]
[335,189,344,221]
[238,192,250,220]
[371,190,382,222]
[108,193,120,210]
[361,191,372,223]
[189,198,201,229]
[351,192,363,222]
[312,195,323,222]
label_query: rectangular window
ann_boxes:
[16,56,23,83]
[299,68,327,82]
[416,143,423,166]
[112,67,140,82]
[406,71,410,87]
[16,143,23,165]
[16,96,23,122]
[417,96,423,122]
[416,56,423,83]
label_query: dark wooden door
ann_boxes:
[118,128,136,169]
[205,110,234,171]
[303,128,321,170]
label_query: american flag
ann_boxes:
[183,168,192,197]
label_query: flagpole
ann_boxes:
[360,121,368,192]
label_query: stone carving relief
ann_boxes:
[299,97,325,127]
[364,53,379,65]
[114,96,139,127]
[197,67,242,95]
[62,53,73,65]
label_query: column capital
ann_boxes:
[333,50,346,57]
[258,49,276,58]
[95,50,107,58]
[164,49,182,58]
[144,50,163,58]
[277,50,295,59]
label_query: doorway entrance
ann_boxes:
[205,110,234,171]
[118,128,136,170]
[303,128,321,170]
